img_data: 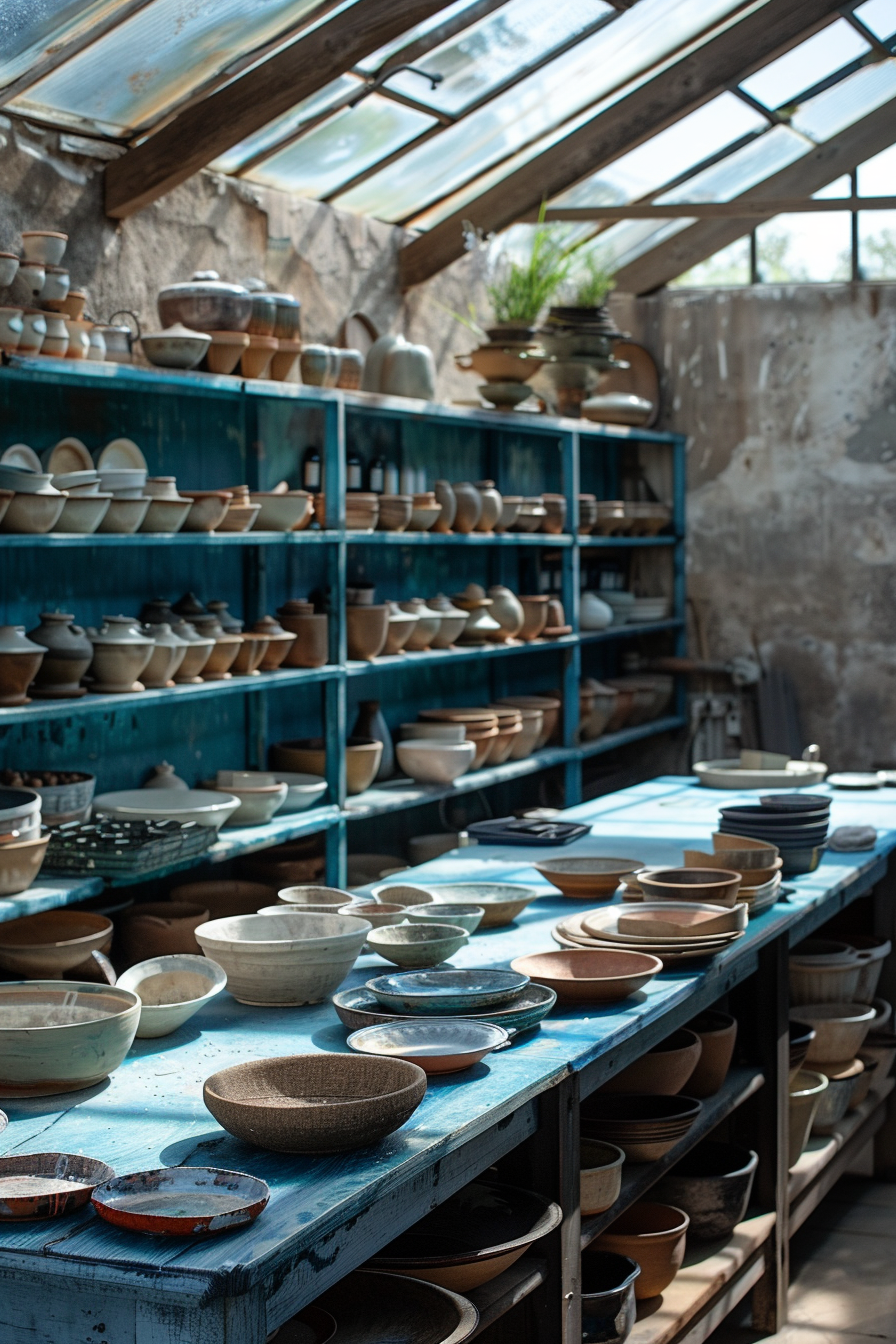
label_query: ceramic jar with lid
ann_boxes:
[474,481,503,534]
[399,599,442,651]
[451,482,482,534]
[144,762,189,790]
[189,615,241,680]
[384,602,418,655]
[427,595,468,649]
[250,616,297,671]
[157,271,252,332]
[452,585,502,645]
[172,592,207,620]
[141,623,188,688]
[206,600,243,633]
[487,586,525,641]
[26,611,92,699]
[0,626,46,706]
[139,597,174,625]
[432,481,456,534]
[276,600,328,669]
[169,619,215,683]
[86,616,155,694]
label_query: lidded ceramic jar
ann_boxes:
[0,626,46,706]
[207,599,243,633]
[144,762,189,790]
[251,616,296,671]
[487,585,524,641]
[173,592,207,620]
[384,602,418,656]
[399,598,442,651]
[157,271,252,332]
[139,597,174,625]
[189,614,241,680]
[26,610,92,699]
[451,481,482,534]
[276,600,328,669]
[474,481,503,534]
[86,616,155,694]
[169,618,215,684]
[427,594,468,649]
[432,480,456,533]
[452,584,502,646]
[141,622,188,688]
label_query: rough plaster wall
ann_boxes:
[628,284,896,769]
[0,118,481,401]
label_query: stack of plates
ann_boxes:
[718,795,830,874]
[683,848,783,918]
[552,901,745,964]
[580,1093,702,1162]
[96,439,148,497]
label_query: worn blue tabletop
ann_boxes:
[0,775,893,1300]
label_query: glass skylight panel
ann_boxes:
[334,0,749,222]
[755,212,852,281]
[210,76,362,176]
[0,0,133,91]
[245,94,436,198]
[553,94,765,208]
[671,237,751,287]
[857,141,896,193]
[854,0,896,42]
[813,175,852,197]
[789,58,896,142]
[587,218,695,273]
[655,125,808,204]
[10,0,345,137]
[859,210,896,277]
[357,0,488,73]
[374,0,614,115]
[739,20,870,110]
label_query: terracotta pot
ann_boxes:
[241,333,277,379]
[346,605,389,662]
[487,585,524,641]
[451,482,482,533]
[27,611,92,699]
[432,481,456,533]
[276,603,329,668]
[686,1011,738,1097]
[0,627,45,706]
[189,615,241,679]
[375,495,413,532]
[518,595,550,641]
[251,616,296,671]
[600,1029,703,1096]
[505,706,543,759]
[270,737,382,796]
[594,1202,689,1299]
[541,493,567,534]
[118,901,210,967]
[473,480,503,533]
[87,616,154,694]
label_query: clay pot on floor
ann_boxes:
[27,611,92,699]
[117,901,210,966]
[0,626,45,706]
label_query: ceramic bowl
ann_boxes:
[580,1094,703,1163]
[535,857,644,900]
[117,954,227,1038]
[203,1052,426,1152]
[600,1029,703,1096]
[249,491,313,532]
[347,1019,508,1075]
[0,909,112,977]
[201,777,287,827]
[0,981,140,1096]
[510,949,661,1004]
[366,923,470,968]
[141,324,211,370]
[593,1202,689,1299]
[367,968,528,1014]
[91,1165,269,1235]
[180,491,231,532]
[270,737,382,796]
[406,883,541,928]
[333,982,557,1038]
[653,1141,757,1241]
[1,492,67,535]
[267,772,327,813]
[580,1252,640,1344]
[637,867,742,907]
[93,789,240,830]
[0,834,50,895]
[396,740,476,785]
[789,1070,828,1166]
[194,911,370,1006]
[170,880,276,919]
[812,1058,865,1133]
[370,884,434,907]
[686,1011,738,1096]
[406,904,484,935]
[791,1002,877,1065]
[339,901,408,931]
[401,723,467,744]
[21,231,67,266]
[96,497,151,534]
[580,1139,626,1216]
[52,493,111,534]
[277,885,356,909]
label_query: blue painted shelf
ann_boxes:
[579,618,684,643]
[347,531,574,547]
[0,530,341,548]
[578,534,678,548]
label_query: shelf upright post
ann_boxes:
[561,430,582,806]
[672,433,688,718]
[323,397,347,886]
[243,390,266,768]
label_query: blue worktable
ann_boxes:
[0,776,894,1343]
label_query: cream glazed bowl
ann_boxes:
[396,738,476,784]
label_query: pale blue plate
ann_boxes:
[366,968,529,1014]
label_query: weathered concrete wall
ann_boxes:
[0,117,481,401]
[628,283,896,770]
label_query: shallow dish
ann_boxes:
[405,883,541,928]
[204,1053,427,1153]
[367,923,470,968]
[93,789,239,830]
[535,857,643,899]
[91,1166,269,1235]
[583,902,747,942]
[694,759,827,789]
[367,968,529,1014]
[637,867,742,906]
[347,1020,508,1074]
[117,954,227,1038]
[0,981,140,1097]
[272,772,328,813]
[509,949,660,1003]
[406,904,484,934]
[332,983,556,1036]
[0,1152,115,1221]
[314,1269,478,1344]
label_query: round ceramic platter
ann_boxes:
[91,1166,269,1236]
[693,759,828,789]
[552,912,743,961]
[0,1153,115,1221]
[47,437,93,473]
[1,443,42,472]
[366,968,530,1014]
[93,789,239,828]
[332,983,557,1035]
[579,902,747,944]
[346,1020,509,1073]
[97,438,148,471]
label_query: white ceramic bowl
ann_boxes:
[117,954,227,1038]
[249,492,312,531]
[277,885,357,909]
[396,739,476,784]
[52,493,111,534]
[406,903,484,934]
[201,778,288,826]
[366,922,470,968]
[271,773,328,813]
[195,911,370,1006]
[93,789,240,830]
[370,883,434,907]
[0,981,140,1096]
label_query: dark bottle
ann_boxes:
[369,454,385,494]
[352,699,393,781]
[346,448,363,492]
[302,445,321,492]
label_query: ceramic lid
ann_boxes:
[429,594,466,617]
[386,601,418,623]
[159,270,249,299]
[267,292,301,309]
[93,616,154,645]
[143,322,211,343]
[251,615,291,638]
[277,600,314,616]
[206,600,243,633]
[0,625,45,655]
[36,610,76,623]
[173,592,207,618]
[399,598,440,619]
[143,622,188,647]
[169,618,214,647]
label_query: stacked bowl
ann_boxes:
[0,786,48,894]
[684,841,782,917]
[580,1093,702,1162]
[553,901,746,966]
[717,794,830,873]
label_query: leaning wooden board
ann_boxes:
[0,775,893,1344]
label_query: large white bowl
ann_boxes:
[117,954,227,1038]
[396,739,476,784]
[0,981,140,1096]
[194,911,371,1006]
[271,772,328,813]
[277,885,358,909]
[93,789,240,829]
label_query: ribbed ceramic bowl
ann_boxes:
[0,981,140,1096]
[791,1002,876,1065]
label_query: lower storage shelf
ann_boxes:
[468,1255,548,1337]
[789,1077,895,1234]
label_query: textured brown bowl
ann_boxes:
[592,1202,689,1299]
[270,737,382,795]
[600,1030,703,1096]
[686,1011,738,1097]
[0,909,112,977]
[510,949,660,1004]
[118,901,209,966]
[203,1052,427,1153]
[637,868,742,908]
[535,857,643,899]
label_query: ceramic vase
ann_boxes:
[0,626,46,706]
[352,700,394,781]
[87,617,155,694]
[432,480,456,533]
[487,586,524,641]
[474,481,503,533]
[451,481,482,533]
[27,611,92,699]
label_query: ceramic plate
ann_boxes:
[93,789,240,829]
[47,437,93,473]
[581,902,747,942]
[0,1152,115,1220]
[367,968,529,1014]
[332,983,556,1035]
[347,1020,509,1073]
[91,1166,269,1235]
[1,443,42,472]
[97,438,148,470]
[552,911,743,962]
[827,773,881,789]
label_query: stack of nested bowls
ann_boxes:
[495,694,560,747]
[580,1093,702,1163]
[418,708,499,771]
[376,495,413,532]
[0,785,47,895]
[789,940,865,1006]
[718,794,830,874]
[490,702,542,759]
[789,998,877,1143]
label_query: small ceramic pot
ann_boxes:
[541,493,568,534]
[432,480,456,533]
[580,1252,639,1344]
[40,312,69,358]
[427,594,467,648]
[205,330,249,374]
[20,230,67,266]
[231,633,270,676]
[39,265,70,310]
[487,585,524,641]
[246,291,277,337]
[384,602,418,655]
[18,309,46,355]
[270,338,302,382]
[141,323,210,370]
[336,350,364,389]
[87,616,155,694]
[451,481,482,533]
[473,480,503,533]
[251,616,296,671]
[17,263,46,298]
[594,1202,689,1300]
[118,902,210,967]
[376,495,413,532]
[63,318,91,360]
[276,602,329,669]
[180,491,232,532]
[495,495,522,532]
[270,293,301,341]
[60,289,87,320]
[0,626,46,706]
[27,611,93,699]
[0,254,19,287]
[300,344,340,387]
[346,605,389,662]
[140,623,188,688]
[206,600,243,634]
[399,599,441,651]
[0,489,66,534]
[0,307,23,354]
[189,615,241,680]
[169,620,215,683]
[380,342,436,400]
[686,1011,738,1097]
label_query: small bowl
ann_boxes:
[117,954,227,1038]
[0,981,140,1096]
[93,789,239,830]
[267,773,327,813]
[580,1139,626,1215]
[347,1019,508,1074]
[96,496,151,534]
[201,777,288,827]
[0,909,112,977]
[406,903,484,934]
[535,857,644,899]
[180,491,231,532]
[278,885,355,909]
[366,923,470,968]
[370,884,434,908]
[0,1152,115,1221]
[396,739,476,785]
[52,493,111,534]
[637,867,742,907]
[339,901,408,930]
[593,1202,689,1299]
[0,493,67,535]
[510,949,661,1004]
[249,491,313,532]
[407,882,541,928]
[791,1002,877,1065]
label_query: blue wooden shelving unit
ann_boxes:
[0,356,687,897]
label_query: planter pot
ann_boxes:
[580,1253,639,1344]
[653,1141,757,1241]
[593,1202,689,1300]
[346,605,389,662]
[789,940,862,1006]
[686,1011,738,1097]
[788,1070,828,1167]
[277,603,329,668]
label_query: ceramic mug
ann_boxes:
[0,307,23,353]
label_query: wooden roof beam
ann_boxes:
[398,0,847,288]
[103,0,458,219]
[612,97,896,292]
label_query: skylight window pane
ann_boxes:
[0,0,134,90]
[246,94,435,198]
[671,237,751,287]
[756,212,852,281]
[210,76,361,176]
[656,125,808,204]
[857,141,896,193]
[10,0,345,137]
[588,218,695,272]
[854,0,896,42]
[358,0,486,72]
[813,175,852,197]
[859,210,896,276]
[377,0,613,115]
[334,0,749,223]
[790,59,896,142]
[739,19,870,110]
[553,94,765,207]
